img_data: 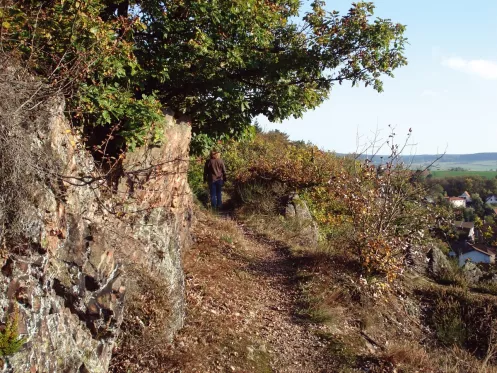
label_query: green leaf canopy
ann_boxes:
[133,0,407,139]
[3,0,407,150]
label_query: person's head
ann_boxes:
[210,149,221,159]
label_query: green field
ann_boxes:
[429,170,497,179]
[409,160,497,172]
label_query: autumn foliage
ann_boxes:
[227,131,340,189]
[328,161,442,283]
[199,130,452,287]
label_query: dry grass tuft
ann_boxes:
[434,346,497,373]
[110,264,175,373]
[380,341,433,372]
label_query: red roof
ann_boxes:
[447,197,465,201]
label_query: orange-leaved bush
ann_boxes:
[226,131,341,189]
[326,159,452,284]
[203,129,452,286]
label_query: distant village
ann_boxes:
[444,191,497,266]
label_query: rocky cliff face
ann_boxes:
[0,67,192,372]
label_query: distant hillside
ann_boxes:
[403,153,497,164]
[344,152,497,171]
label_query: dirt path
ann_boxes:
[164,210,334,373]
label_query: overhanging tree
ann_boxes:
[134,0,407,145]
[2,0,407,152]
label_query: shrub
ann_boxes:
[1,0,164,150]
[418,287,497,359]
[220,131,343,216]
[380,341,432,372]
[436,240,451,256]
[321,158,451,284]
[433,298,467,347]
[227,132,340,190]
[435,258,468,288]
[221,129,453,286]
[235,181,288,215]
[472,281,497,296]
[188,157,209,204]
[0,305,25,358]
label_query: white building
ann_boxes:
[486,195,497,204]
[446,197,466,208]
[459,244,496,266]
[459,191,472,203]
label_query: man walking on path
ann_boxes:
[204,149,227,209]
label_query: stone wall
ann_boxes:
[0,89,192,372]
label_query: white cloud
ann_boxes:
[442,57,497,80]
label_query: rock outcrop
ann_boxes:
[284,194,319,246]
[427,246,452,278]
[0,66,192,372]
[461,262,483,285]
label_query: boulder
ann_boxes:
[427,246,452,278]
[462,261,483,285]
[284,194,319,246]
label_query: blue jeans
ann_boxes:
[209,180,223,208]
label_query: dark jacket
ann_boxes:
[204,158,226,183]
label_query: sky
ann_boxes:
[257,0,497,155]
